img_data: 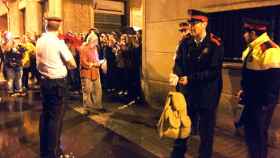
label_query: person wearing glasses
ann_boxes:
[172,9,224,158]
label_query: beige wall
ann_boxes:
[48,0,62,18]
[25,1,42,35]
[0,0,126,34]
[0,15,7,31]
[129,0,143,29]
[0,3,8,16]
[142,0,193,105]
[63,0,94,33]
[8,1,21,36]
[0,0,42,35]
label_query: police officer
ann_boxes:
[178,22,191,42]
[36,17,77,158]
[238,19,280,158]
[170,22,191,90]
[172,9,224,158]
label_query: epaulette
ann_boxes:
[260,40,279,53]
[210,33,221,46]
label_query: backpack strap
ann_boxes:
[157,94,172,138]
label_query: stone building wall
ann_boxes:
[0,15,7,31]
[0,0,125,35]
[129,0,143,29]
[24,1,42,35]
[63,0,94,33]
[0,0,43,36]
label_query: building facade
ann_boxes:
[0,0,126,36]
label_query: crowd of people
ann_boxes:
[0,26,143,104]
[0,32,39,96]
[0,20,144,158]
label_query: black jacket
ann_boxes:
[173,33,224,109]
[4,48,23,69]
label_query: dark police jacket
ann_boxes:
[173,33,224,109]
[241,33,280,107]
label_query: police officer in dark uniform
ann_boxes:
[171,22,191,92]
[178,22,191,42]
[171,9,224,158]
[238,19,280,158]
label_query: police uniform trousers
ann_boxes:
[171,83,220,158]
[171,107,217,158]
[243,103,276,158]
[39,77,67,158]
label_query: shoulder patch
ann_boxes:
[210,33,221,46]
[260,40,279,53]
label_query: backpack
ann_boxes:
[157,91,191,139]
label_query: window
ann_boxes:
[208,5,280,61]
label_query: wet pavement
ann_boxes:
[0,89,157,158]
[1,84,280,158]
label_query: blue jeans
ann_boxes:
[6,66,23,93]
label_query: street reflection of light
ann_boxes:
[23,112,39,136]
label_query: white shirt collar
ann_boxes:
[194,32,207,44]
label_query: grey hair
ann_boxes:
[86,32,98,44]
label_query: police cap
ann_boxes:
[187,9,208,24]
[243,18,269,32]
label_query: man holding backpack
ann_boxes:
[172,9,224,158]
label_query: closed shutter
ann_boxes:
[94,13,122,33]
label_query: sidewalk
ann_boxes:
[68,92,252,158]
[69,92,172,157]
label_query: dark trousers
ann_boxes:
[115,67,127,92]
[39,78,66,158]
[68,68,81,91]
[30,58,41,84]
[171,138,188,158]
[171,107,217,158]
[126,68,141,101]
[244,104,276,158]
[22,67,30,89]
[106,64,116,90]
